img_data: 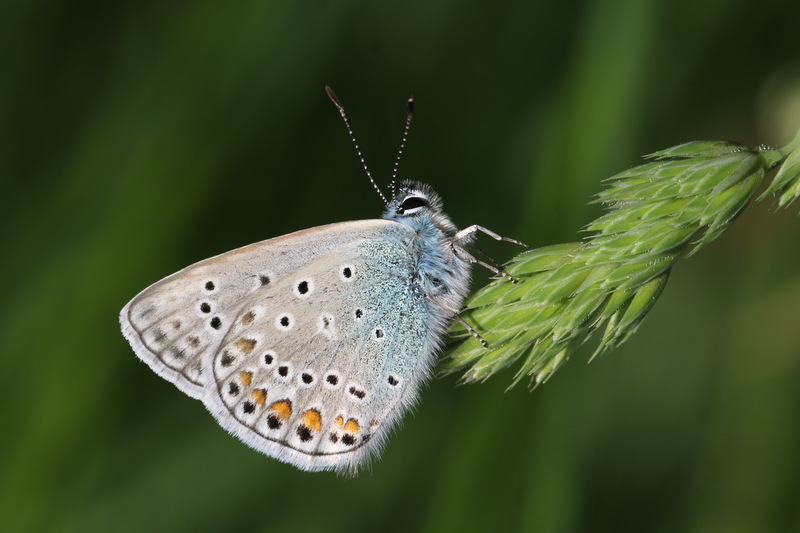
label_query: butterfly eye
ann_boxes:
[397,195,429,214]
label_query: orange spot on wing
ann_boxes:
[234,338,257,354]
[241,312,255,326]
[250,389,266,406]
[239,371,252,387]
[344,418,360,433]
[335,415,344,428]
[271,400,292,420]
[301,409,322,432]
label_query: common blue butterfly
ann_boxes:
[119,87,521,472]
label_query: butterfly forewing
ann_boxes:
[120,221,398,398]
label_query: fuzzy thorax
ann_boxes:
[383,180,474,337]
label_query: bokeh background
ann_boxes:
[3,1,800,532]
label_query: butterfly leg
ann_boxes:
[452,245,519,284]
[454,225,528,249]
[424,291,489,349]
[471,244,504,269]
[452,314,489,348]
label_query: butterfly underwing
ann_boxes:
[119,88,518,473]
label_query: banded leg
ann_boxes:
[454,225,528,248]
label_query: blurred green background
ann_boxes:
[2,0,800,532]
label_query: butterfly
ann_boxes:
[119,87,522,473]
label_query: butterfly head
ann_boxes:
[383,180,457,236]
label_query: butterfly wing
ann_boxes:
[121,219,437,472]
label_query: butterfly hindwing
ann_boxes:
[205,224,433,471]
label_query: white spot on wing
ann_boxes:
[275,362,292,381]
[298,370,316,388]
[275,313,294,331]
[261,350,276,368]
[339,264,355,282]
[293,278,314,298]
[317,313,336,339]
[323,372,341,389]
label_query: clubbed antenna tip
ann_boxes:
[391,93,415,201]
[325,85,343,110]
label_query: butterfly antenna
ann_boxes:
[325,86,389,205]
[390,94,414,201]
